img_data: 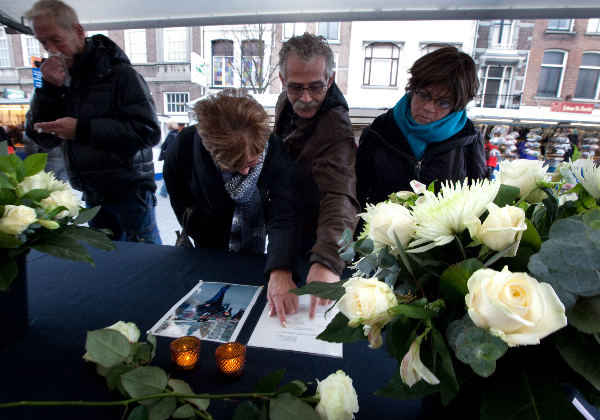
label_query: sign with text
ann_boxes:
[550,101,594,114]
[31,55,43,88]
[190,52,208,87]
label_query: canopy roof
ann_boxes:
[1,0,600,34]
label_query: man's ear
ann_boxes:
[73,23,85,41]
[327,71,336,89]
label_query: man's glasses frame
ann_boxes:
[282,82,328,96]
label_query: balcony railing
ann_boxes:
[475,93,521,109]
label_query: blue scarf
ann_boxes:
[392,93,467,159]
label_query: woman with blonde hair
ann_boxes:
[163,89,299,325]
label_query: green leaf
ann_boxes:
[567,296,600,334]
[148,334,157,360]
[439,258,484,303]
[0,141,7,156]
[269,393,318,420]
[132,342,154,366]
[337,228,353,247]
[0,255,18,291]
[120,366,168,404]
[0,154,25,181]
[147,396,176,420]
[23,153,47,176]
[106,364,135,393]
[168,378,209,410]
[431,327,458,405]
[583,208,600,230]
[447,316,507,378]
[356,238,374,255]
[480,367,582,420]
[315,312,365,343]
[127,405,149,420]
[338,242,355,262]
[290,281,345,301]
[74,206,101,225]
[388,302,438,320]
[233,401,261,420]
[85,329,132,368]
[32,236,95,264]
[18,188,50,202]
[58,224,117,251]
[553,327,600,390]
[254,369,286,393]
[275,380,307,397]
[385,315,418,360]
[528,216,600,309]
[172,404,196,419]
[494,184,521,207]
[0,231,23,249]
[376,370,438,400]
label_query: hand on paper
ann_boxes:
[34,117,78,140]
[306,262,340,319]
[267,269,298,327]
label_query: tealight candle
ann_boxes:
[215,342,246,376]
[170,336,201,370]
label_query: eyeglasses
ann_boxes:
[413,89,453,110]
[282,82,328,95]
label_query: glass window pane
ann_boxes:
[488,66,504,78]
[0,28,10,67]
[542,51,564,65]
[581,53,600,67]
[575,69,600,99]
[537,67,561,96]
[588,19,600,33]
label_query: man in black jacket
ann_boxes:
[24,0,161,244]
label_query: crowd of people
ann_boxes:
[19,0,487,325]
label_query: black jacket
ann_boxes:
[25,35,160,205]
[356,108,487,209]
[159,129,178,161]
[163,126,299,276]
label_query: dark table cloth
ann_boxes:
[0,242,422,419]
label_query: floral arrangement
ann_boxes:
[1,320,360,420]
[295,157,600,418]
[0,146,116,290]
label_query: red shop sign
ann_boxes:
[550,101,595,114]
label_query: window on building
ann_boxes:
[332,52,338,74]
[419,42,462,56]
[283,23,306,40]
[587,19,600,34]
[241,39,264,87]
[547,19,573,31]
[21,35,41,66]
[317,22,340,41]
[212,40,234,87]
[0,28,11,68]
[536,50,567,97]
[491,20,514,48]
[164,92,189,114]
[479,65,514,108]
[363,42,400,87]
[163,27,187,62]
[124,29,147,63]
[574,52,600,100]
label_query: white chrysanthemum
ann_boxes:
[17,171,70,196]
[572,158,600,200]
[408,178,500,253]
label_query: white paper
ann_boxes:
[247,294,343,358]
[149,280,262,343]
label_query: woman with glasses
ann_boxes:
[355,45,487,210]
[163,89,300,322]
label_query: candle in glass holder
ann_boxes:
[215,342,246,376]
[170,336,201,370]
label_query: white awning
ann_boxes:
[2,1,600,31]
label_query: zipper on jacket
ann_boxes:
[415,160,422,177]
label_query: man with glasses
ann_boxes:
[356,45,487,211]
[273,33,359,322]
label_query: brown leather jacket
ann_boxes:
[274,83,359,275]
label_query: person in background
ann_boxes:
[164,89,299,326]
[356,45,486,210]
[158,120,179,197]
[24,0,161,243]
[273,33,359,321]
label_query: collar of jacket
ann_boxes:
[71,35,130,80]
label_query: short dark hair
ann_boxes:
[279,32,335,80]
[406,45,479,111]
[194,89,269,172]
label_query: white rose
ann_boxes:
[360,202,415,249]
[497,159,548,203]
[315,370,359,420]
[41,190,81,219]
[400,334,440,387]
[468,203,527,256]
[465,267,567,347]
[0,205,37,235]
[106,321,140,343]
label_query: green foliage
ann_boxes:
[567,296,600,334]
[439,258,484,303]
[554,327,600,390]
[315,312,366,343]
[269,393,318,420]
[493,184,520,207]
[85,329,131,368]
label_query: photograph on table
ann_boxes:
[149,281,262,343]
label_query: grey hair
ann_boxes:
[25,0,79,31]
[166,120,178,131]
[279,32,335,80]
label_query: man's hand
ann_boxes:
[306,262,340,319]
[40,56,67,87]
[34,117,78,140]
[267,269,298,327]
